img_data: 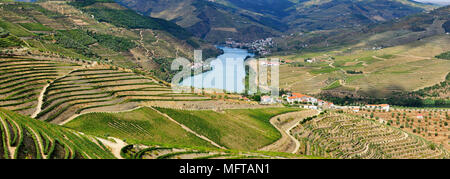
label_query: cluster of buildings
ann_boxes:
[284,93,335,109]
[225,38,275,56]
[259,92,392,112]
[259,92,335,110]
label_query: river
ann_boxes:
[180,47,254,93]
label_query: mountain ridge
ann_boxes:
[116,0,436,43]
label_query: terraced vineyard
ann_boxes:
[155,107,301,151]
[121,144,316,159]
[0,108,115,159]
[0,56,209,125]
[30,67,208,124]
[349,108,449,150]
[0,57,79,115]
[291,112,449,159]
[64,107,217,148]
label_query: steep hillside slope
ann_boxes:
[1,107,313,159]
[117,0,282,43]
[0,108,115,159]
[291,111,448,159]
[117,0,433,43]
[0,57,210,124]
[273,5,449,54]
[0,1,219,82]
[285,0,431,31]
[64,107,301,151]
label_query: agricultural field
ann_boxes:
[0,19,34,37]
[348,108,450,150]
[35,66,208,124]
[0,108,115,159]
[291,111,448,159]
[0,57,79,115]
[155,107,302,150]
[64,107,216,148]
[0,33,24,48]
[276,35,450,97]
[18,23,53,32]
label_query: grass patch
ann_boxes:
[18,23,53,32]
[0,19,33,37]
[310,67,339,74]
[64,107,215,148]
[155,107,302,150]
[0,108,115,159]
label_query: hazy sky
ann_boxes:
[413,0,450,5]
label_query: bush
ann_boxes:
[436,51,450,60]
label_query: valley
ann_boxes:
[0,0,448,161]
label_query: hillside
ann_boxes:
[269,5,450,107]
[116,0,282,43]
[0,0,220,82]
[0,56,212,124]
[274,33,450,104]
[0,0,448,161]
[2,107,313,159]
[291,111,448,159]
[117,0,434,43]
[64,107,301,150]
[0,108,115,159]
[273,5,449,53]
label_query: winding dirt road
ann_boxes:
[259,109,320,154]
[31,83,50,118]
[96,137,127,159]
[32,68,82,119]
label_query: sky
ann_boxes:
[413,0,450,5]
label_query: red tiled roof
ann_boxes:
[292,93,309,98]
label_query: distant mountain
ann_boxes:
[272,5,450,54]
[116,0,435,43]
[284,0,431,32]
[116,0,282,43]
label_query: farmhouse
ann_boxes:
[365,104,390,112]
[287,93,318,104]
